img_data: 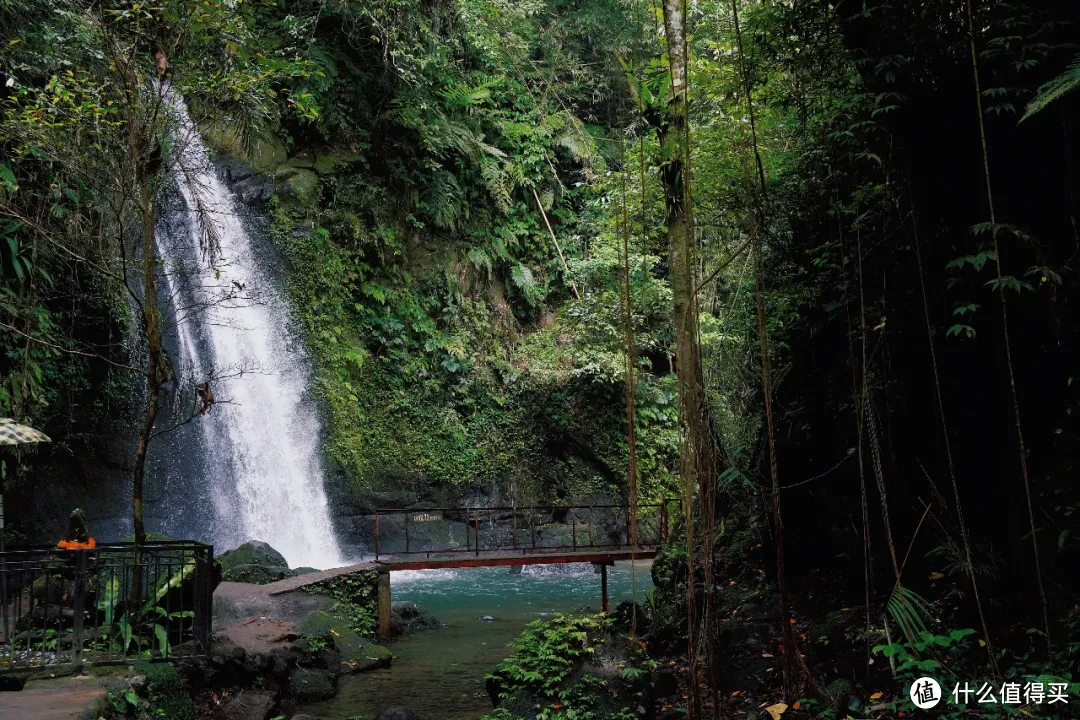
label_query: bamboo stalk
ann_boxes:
[532,188,581,300]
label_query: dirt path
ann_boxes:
[0,679,115,720]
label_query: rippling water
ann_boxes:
[296,561,653,720]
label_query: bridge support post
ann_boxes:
[377,566,391,638]
[601,563,608,613]
[593,562,611,613]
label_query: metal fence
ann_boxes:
[0,541,214,670]
[372,501,677,560]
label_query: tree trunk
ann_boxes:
[659,0,716,715]
[132,184,161,548]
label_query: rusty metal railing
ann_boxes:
[370,501,676,561]
[0,541,214,670]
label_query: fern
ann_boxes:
[423,169,464,230]
[467,246,494,277]
[510,263,544,306]
[480,157,513,213]
[1021,53,1080,121]
[441,76,505,112]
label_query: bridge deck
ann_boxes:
[376,548,656,571]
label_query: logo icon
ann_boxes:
[910,677,942,709]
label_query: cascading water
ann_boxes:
[153,85,343,569]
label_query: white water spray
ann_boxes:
[155,86,343,569]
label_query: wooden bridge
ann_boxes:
[366,502,674,635]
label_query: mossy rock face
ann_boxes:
[218,541,289,573]
[200,121,287,172]
[221,563,290,585]
[30,574,66,604]
[287,667,337,701]
[291,567,319,576]
[312,152,365,175]
[274,166,321,207]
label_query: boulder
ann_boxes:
[29,574,67,605]
[390,601,443,633]
[375,708,419,720]
[341,638,392,673]
[286,667,337,702]
[219,689,276,720]
[274,167,321,207]
[291,567,319,577]
[222,563,290,585]
[219,541,289,573]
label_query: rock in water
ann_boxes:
[478,615,494,622]
[375,708,420,720]
[287,667,337,701]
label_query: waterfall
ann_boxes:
[153,85,344,570]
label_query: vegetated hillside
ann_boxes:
[209,0,683,505]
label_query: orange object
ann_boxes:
[57,538,96,550]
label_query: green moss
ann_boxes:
[200,121,287,171]
[221,563,289,584]
[274,166,321,207]
[140,662,196,720]
[298,610,351,637]
[335,630,392,672]
[302,571,378,636]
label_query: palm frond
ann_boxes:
[886,585,934,649]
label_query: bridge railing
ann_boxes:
[370,501,677,560]
[0,541,214,671]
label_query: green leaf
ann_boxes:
[0,164,18,193]
[154,624,170,657]
[952,303,980,317]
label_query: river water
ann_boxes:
[297,561,653,719]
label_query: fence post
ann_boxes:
[203,544,214,655]
[71,550,86,670]
[375,512,380,561]
[377,568,391,639]
[474,510,480,557]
